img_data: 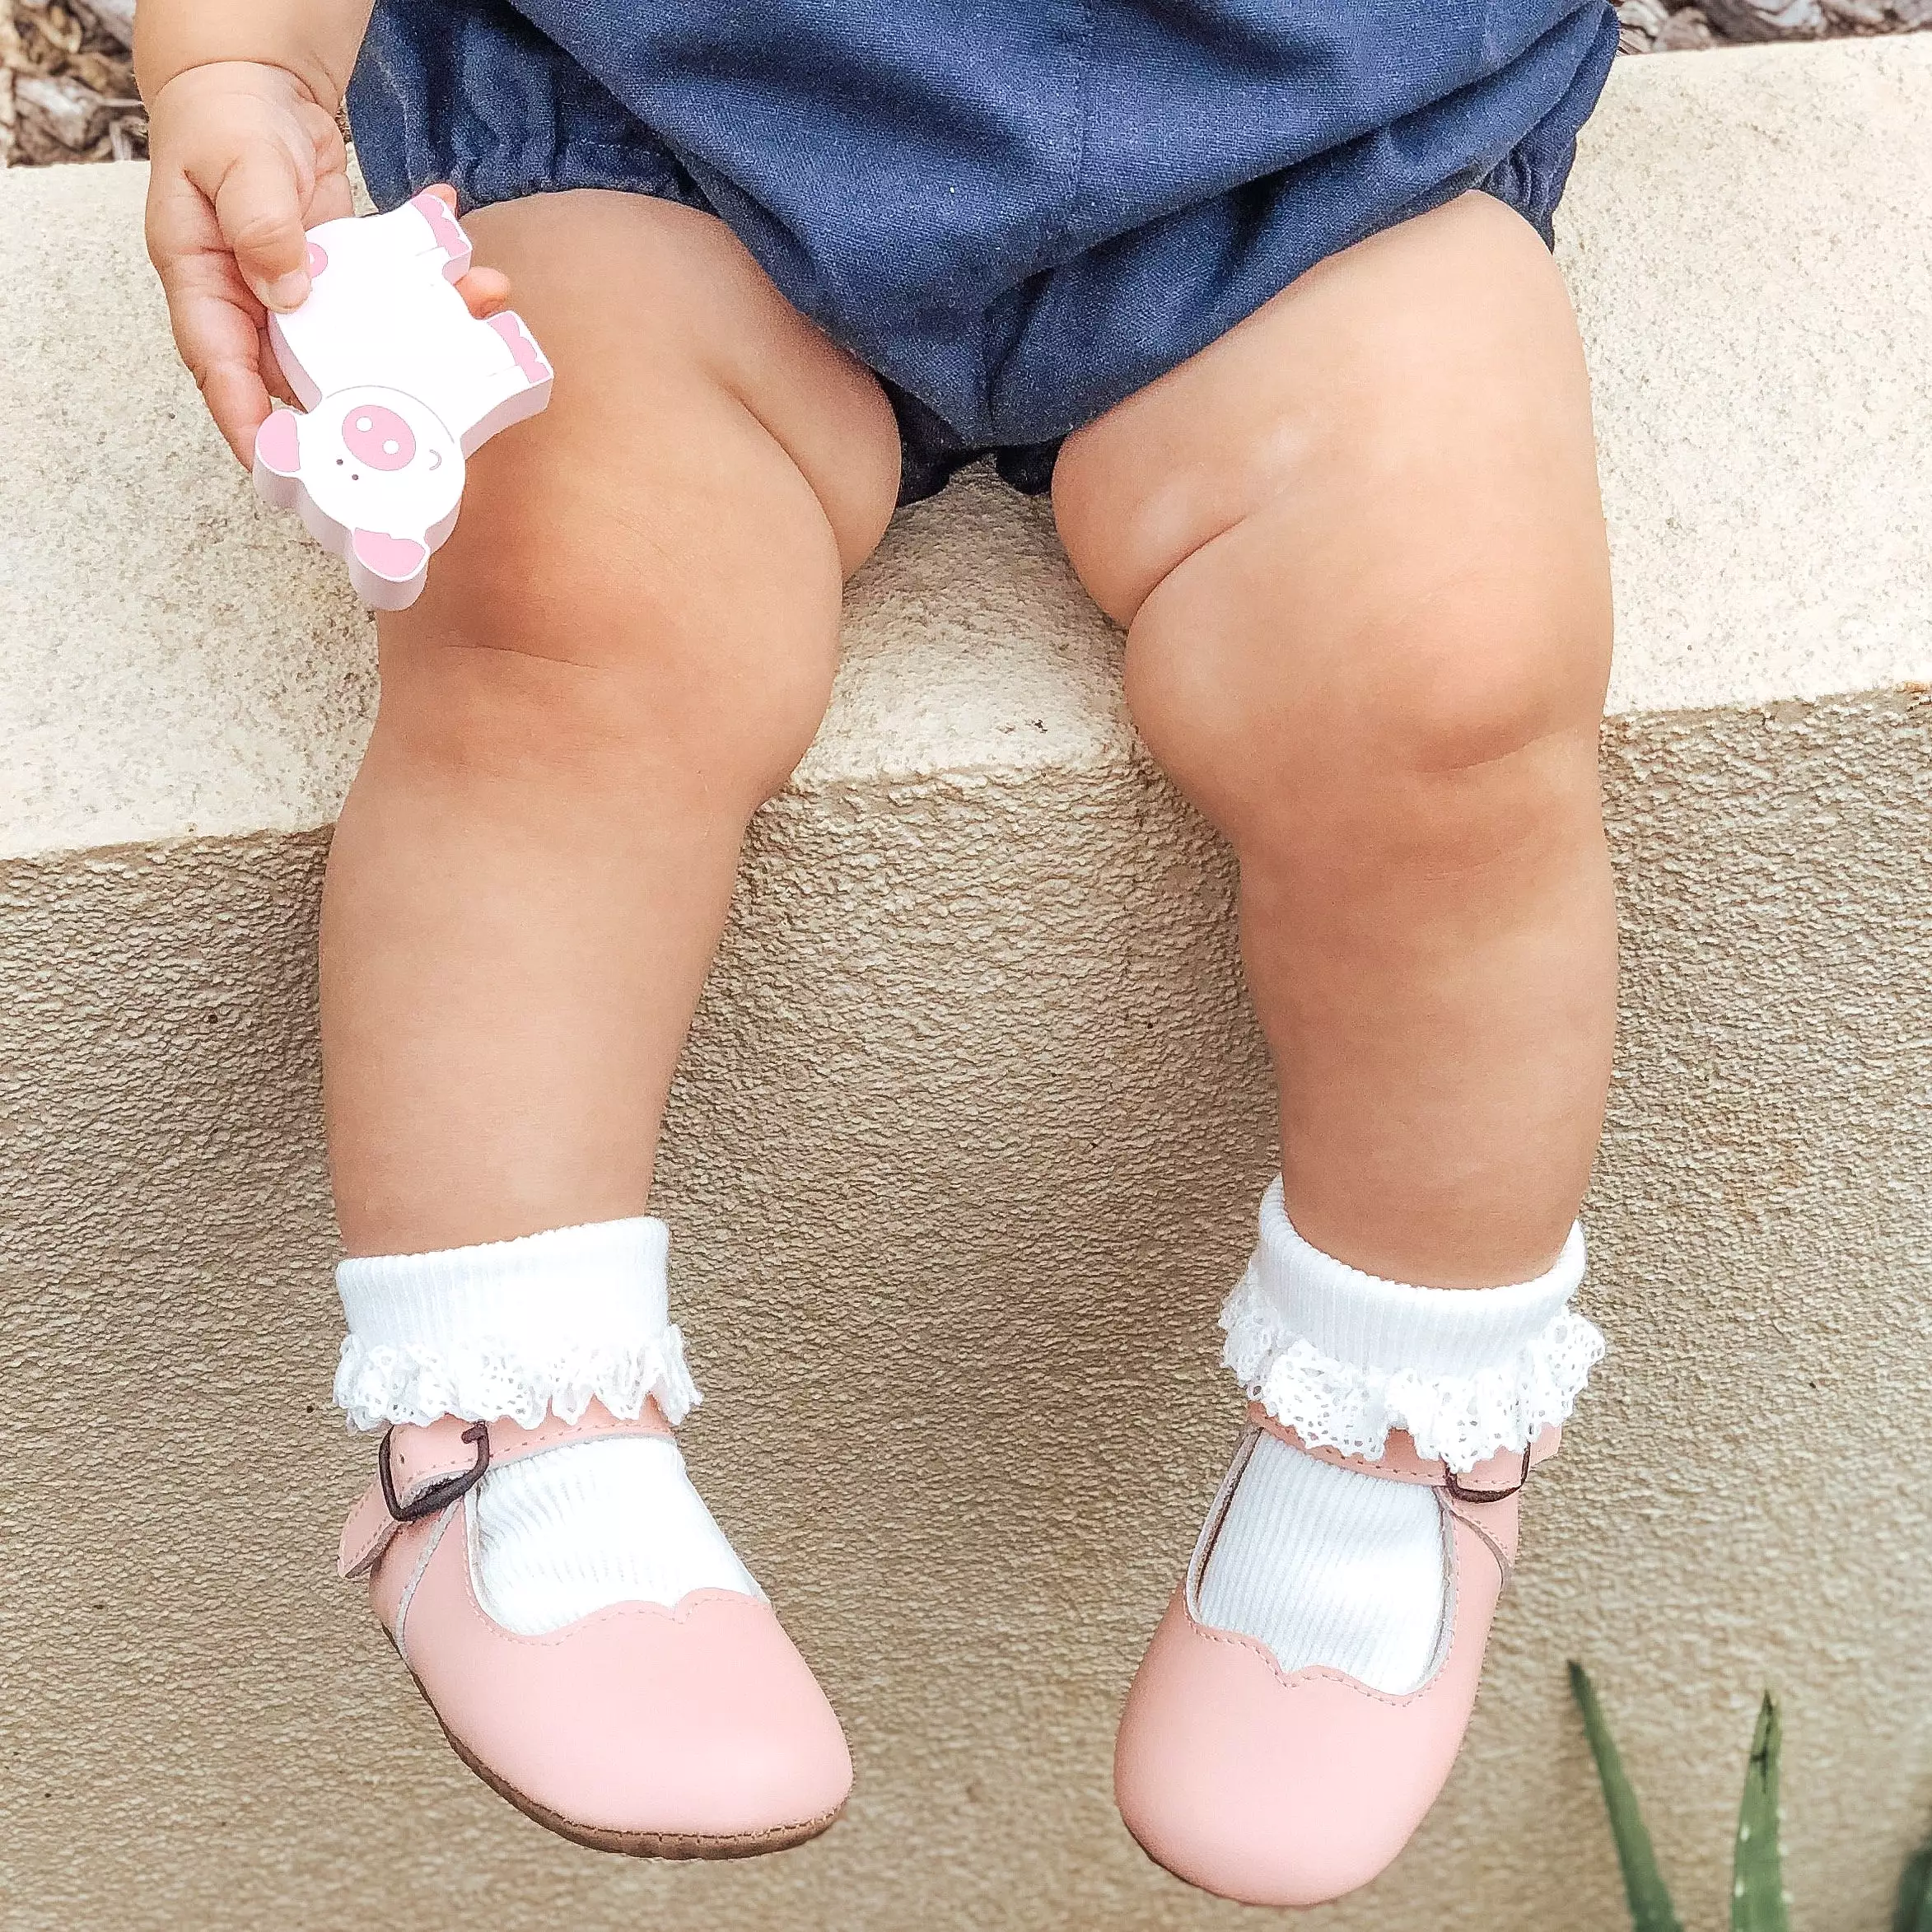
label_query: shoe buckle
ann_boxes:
[1443,1443,1533,1505]
[379,1420,491,1523]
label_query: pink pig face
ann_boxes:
[267,385,467,563]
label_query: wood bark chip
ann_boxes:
[17,71,117,149]
[1659,5,1725,45]
[1702,0,1829,36]
[66,0,132,48]
[0,7,18,170]
[1617,0,1675,51]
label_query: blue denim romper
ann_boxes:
[348,0,1618,505]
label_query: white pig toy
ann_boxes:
[251,189,553,611]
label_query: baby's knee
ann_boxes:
[1342,608,1606,788]
[1127,538,1609,861]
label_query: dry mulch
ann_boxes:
[3,2,142,165]
[2,0,1929,169]
[1617,0,1931,47]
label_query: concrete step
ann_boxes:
[2,35,1929,1932]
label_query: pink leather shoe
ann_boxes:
[338,1400,852,1855]
[1114,1406,1559,1906]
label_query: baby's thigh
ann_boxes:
[1054,193,1612,817]
[377,190,901,795]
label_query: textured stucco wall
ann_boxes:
[2,35,1930,1932]
[3,692,1929,1932]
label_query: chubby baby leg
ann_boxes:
[322,190,899,1855]
[1058,189,1614,1288]
[324,190,899,1255]
[1056,193,1615,1904]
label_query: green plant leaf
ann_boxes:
[1892,1832,1932,1932]
[1732,1692,1786,1932]
[1570,1661,1686,1932]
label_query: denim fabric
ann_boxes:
[348,0,1619,505]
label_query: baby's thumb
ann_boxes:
[215,147,314,312]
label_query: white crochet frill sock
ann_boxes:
[334,1216,756,1637]
[1194,1178,1603,1695]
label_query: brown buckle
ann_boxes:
[1443,1443,1533,1505]
[379,1421,490,1523]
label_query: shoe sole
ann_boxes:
[427,1693,846,1859]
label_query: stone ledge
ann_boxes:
[2,37,1930,862]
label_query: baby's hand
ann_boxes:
[143,62,511,465]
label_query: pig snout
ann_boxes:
[339,403,420,472]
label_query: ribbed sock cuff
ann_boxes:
[1220,1178,1603,1471]
[333,1216,699,1432]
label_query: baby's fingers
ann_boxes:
[199,355,277,468]
[205,145,313,312]
[457,266,513,320]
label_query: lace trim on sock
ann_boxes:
[333,1328,701,1433]
[1220,1265,1605,1472]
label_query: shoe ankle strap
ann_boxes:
[1249,1403,1561,1501]
[338,1399,674,1581]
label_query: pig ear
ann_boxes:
[254,408,302,477]
[351,529,430,582]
